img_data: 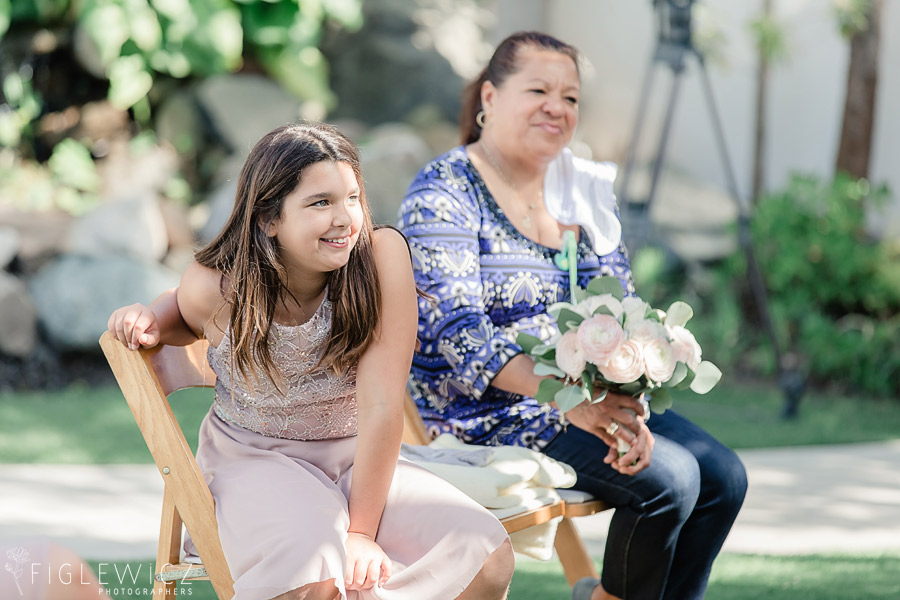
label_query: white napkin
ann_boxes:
[544,148,622,256]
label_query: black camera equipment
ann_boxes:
[617,0,806,417]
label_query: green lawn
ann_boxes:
[2,379,899,463]
[89,553,900,600]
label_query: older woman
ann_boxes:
[397,31,747,600]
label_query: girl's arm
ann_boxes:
[345,228,418,589]
[107,261,224,349]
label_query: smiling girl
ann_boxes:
[107,123,512,600]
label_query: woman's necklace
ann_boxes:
[480,141,541,228]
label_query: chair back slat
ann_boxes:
[143,338,215,396]
[99,331,235,599]
[402,392,431,445]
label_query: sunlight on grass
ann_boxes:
[88,553,900,600]
[1,379,899,463]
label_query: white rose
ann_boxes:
[622,296,651,324]
[667,325,702,369]
[599,339,645,384]
[626,318,667,344]
[555,330,586,379]
[577,314,624,366]
[642,338,678,384]
[574,294,624,320]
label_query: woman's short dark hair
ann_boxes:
[459,31,580,145]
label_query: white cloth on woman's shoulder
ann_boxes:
[544,147,622,256]
[399,434,577,560]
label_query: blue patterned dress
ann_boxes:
[398,146,636,450]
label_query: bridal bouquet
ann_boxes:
[516,276,722,417]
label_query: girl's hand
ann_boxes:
[565,391,654,475]
[107,303,161,350]
[344,532,391,591]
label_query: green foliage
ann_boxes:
[637,174,900,398]
[749,15,788,63]
[834,0,875,38]
[750,174,900,395]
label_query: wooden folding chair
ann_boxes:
[402,393,610,586]
[99,331,234,599]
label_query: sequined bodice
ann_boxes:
[207,297,358,440]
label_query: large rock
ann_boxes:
[0,226,19,269]
[322,0,470,125]
[0,271,37,357]
[64,196,169,262]
[359,123,433,225]
[30,255,181,351]
[0,208,72,274]
[196,74,302,154]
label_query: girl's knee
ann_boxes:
[481,539,515,593]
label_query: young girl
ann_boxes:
[107,123,513,600]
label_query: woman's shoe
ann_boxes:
[571,577,600,600]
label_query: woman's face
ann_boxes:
[481,47,580,162]
[267,160,364,278]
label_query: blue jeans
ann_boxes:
[543,410,748,600]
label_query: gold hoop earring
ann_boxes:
[475,110,486,128]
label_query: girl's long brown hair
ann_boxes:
[459,31,580,145]
[195,122,380,386]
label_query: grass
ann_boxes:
[88,553,900,600]
[1,379,898,463]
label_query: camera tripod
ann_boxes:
[617,11,806,417]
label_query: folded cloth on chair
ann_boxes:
[400,434,577,560]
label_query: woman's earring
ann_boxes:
[476,110,486,128]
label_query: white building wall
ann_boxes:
[495,0,900,236]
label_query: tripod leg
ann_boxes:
[619,52,658,209]
[695,56,805,417]
[642,67,685,231]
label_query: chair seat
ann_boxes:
[157,562,209,582]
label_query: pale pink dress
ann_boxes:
[191,297,509,600]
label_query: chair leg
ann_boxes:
[554,517,599,586]
[156,485,182,598]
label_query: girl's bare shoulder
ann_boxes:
[178,261,229,337]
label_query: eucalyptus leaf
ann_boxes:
[516,333,543,355]
[666,362,688,387]
[556,308,583,334]
[535,378,564,405]
[533,362,566,378]
[587,276,625,300]
[674,368,696,391]
[689,361,723,394]
[555,385,587,413]
[547,302,574,319]
[649,388,673,414]
[665,301,694,328]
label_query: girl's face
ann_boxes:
[481,47,580,163]
[267,160,364,278]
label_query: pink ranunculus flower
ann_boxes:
[556,330,587,379]
[577,314,624,366]
[599,339,645,384]
[626,318,667,344]
[642,338,678,384]
[667,325,702,369]
[574,294,623,320]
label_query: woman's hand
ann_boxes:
[107,303,161,350]
[344,532,392,591]
[565,391,654,475]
